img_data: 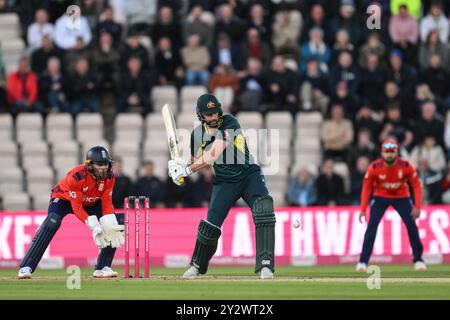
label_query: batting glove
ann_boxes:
[100,214,125,248]
[85,215,110,249]
[168,159,192,181]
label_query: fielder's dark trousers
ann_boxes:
[359,197,424,264]
[207,169,269,227]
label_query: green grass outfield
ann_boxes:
[0,265,449,299]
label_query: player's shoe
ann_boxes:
[260,267,274,279]
[355,262,367,272]
[18,266,32,279]
[414,261,427,271]
[183,266,200,279]
[93,266,118,278]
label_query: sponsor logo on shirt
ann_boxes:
[382,182,402,189]
[379,174,386,180]
[83,186,89,193]
[83,196,100,203]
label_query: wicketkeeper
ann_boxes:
[18,146,124,279]
[168,93,276,279]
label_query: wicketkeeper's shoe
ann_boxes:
[18,266,32,279]
[260,267,274,279]
[93,266,118,278]
[414,261,427,271]
[355,262,367,272]
[183,266,200,279]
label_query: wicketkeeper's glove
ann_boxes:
[100,214,125,248]
[85,215,110,249]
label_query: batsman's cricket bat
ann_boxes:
[162,104,185,184]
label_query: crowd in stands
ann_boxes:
[1,0,450,207]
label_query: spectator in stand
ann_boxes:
[385,49,417,104]
[358,31,386,68]
[300,3,332,45]
[39,57,69,113]
[420,54,450,106]
[154,36,184,87]
[0,52,7,113]
[209,33,241,72]
[181,33,210,87]
[117,56,155,115]
[134,161,166,208]
[121,31,150,71]
[316,158,346,206]
[299,27,331,73]
[262,55,298,113]
[286,168,317,206]
[332,29,355,66]
[358,53,386,110]
[411,136,445,204]
[354,104,383,140]
[152,6,182,50]
[236,58,265,112]
[53,12,92,50]
[97,5,123,49]
[7,56,43,115]
[379,103,414,150]
[415,101,445,148]
[390,0,422,20]
[299,58,330,113]
[192,166,214,207]
[63,36,91,75]
[112,157,134,209]
[321,103,354,161]
[330,50,359,99]
[420,1,449,44]
[330,80,358,118]
[241,28,271,67]
[389,4,419,45]
[215,3,246,47]
[350,155,370,205]
[184,5,213,47]
[419,30,449,71]
[272,6,303,52]
[66,58,100,116]
[208,64,239,111]
[331,0,362,46]
[30,34,63,77]
[91,31,121,91]
[27,8,54,51]
[246,3,271,44]
[381,80,417,120]
[81,0,102,31]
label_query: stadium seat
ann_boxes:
[26,167,54,196]
[51,141,80,169]
[151,85,178,113]
[0,113,13,141]
[0,166,24,195]
[75,113,104,143]
[333,162,351,195]
[0,141,18,167]
[0,13,20,40]
[176,112,200,131]
[112,141,141,180]
[20,141,49,169]
[46,113,74,143]
[114,113,144,142]
[32,194,51,211]
[1,192,30,210]
[180,86,207,113]
[16,113,44,143]
[236,112,263,130]
[80,140,110,159]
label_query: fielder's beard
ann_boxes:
[384,157,397,166]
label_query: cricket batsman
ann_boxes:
[168,93,276,279]
[356,139,426,272]
[18,146,124,279]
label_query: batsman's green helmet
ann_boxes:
[196,93,222,114]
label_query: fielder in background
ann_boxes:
[168,93,276,279]
[18,146,124,279]
[357,139,426,272]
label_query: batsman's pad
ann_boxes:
[20,212,62,271]
[252,195,276,273]
[191,220,222,274]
